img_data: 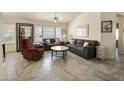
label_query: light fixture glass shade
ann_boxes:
[54,19,57,23]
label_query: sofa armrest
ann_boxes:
[43,42,48,46]
[83,46,96,59]
[43,42,52,51]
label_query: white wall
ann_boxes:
[101,12,116,59]
[0,44,3,63]
[0,13,2,43]
[5,44,16,52]
[68,12,101,42]
[118,16,124,54]
[1,18,67,29]
[0,13,3,62]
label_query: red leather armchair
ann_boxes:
[21,38,44,61]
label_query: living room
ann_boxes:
[1,0,124,92]
[0,12,124,81]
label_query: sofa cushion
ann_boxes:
[67,44,77,48]
[66,44,71,47]
[76,46,84,51]
[71,39,77,45]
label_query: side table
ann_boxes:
[96,46,106,61]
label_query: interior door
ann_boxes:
[16,23,33,52]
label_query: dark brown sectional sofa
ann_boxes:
[67,39,99,59]
[43,38,61,51]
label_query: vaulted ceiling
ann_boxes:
[1,12,81,24]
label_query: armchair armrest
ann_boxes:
[23,48,39,53]
[32,43,44,48]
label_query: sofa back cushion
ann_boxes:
[50,39,56,43]
[43,39,47,42]
[72,39,99,47]
[86,41,99,46]
[46,39,50,44]
[43,38,60,44]
[71,39,77,45]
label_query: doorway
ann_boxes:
[116,23,119,48]
[116,23,119,57]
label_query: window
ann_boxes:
[56,27,61,40]
[34,26,42,43]
[34,26,62,42]
[43,27,56,39]
[2,24,16,44]
[77,28,83,37]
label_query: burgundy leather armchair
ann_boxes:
[21,38,44,61]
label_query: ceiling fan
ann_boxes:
[53,12,63,23]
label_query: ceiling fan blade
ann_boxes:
[58,17,63,20]
[45,12,64,23]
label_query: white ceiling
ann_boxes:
[117,12,124,16]
[1,12,81,24]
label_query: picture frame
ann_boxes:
[76,24,89,37]
[101,20,112,32]
[16,23,34,52]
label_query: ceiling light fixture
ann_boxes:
[53,12,58,23]
[54,17,58,23]
[52,12,63,23]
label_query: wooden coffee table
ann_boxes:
[51,46,69,59]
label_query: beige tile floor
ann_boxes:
[0,51,124,81]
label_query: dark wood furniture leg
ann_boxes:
[56,51,57,56]
[65,50,67,55]
[51,50,53,58]
[63,51,65,59]
[2,44,5,58]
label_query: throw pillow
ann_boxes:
[46,39,50,44]
[51,39,55,44]
[70,40,75,45]
[83,42,89,47]
[55,39,60,43]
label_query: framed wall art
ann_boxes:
[76,24,89,37]
[101,20,112,32]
